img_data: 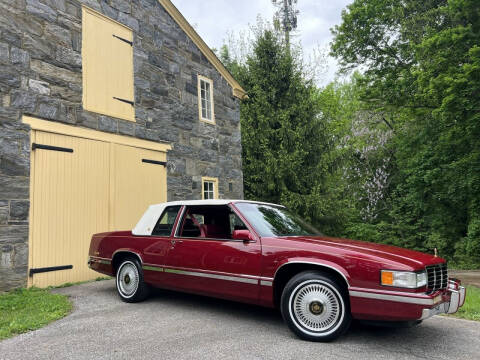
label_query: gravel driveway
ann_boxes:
[1,280,479,360]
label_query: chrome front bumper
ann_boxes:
[420,280,466,320]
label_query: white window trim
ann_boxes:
[201,177,219,199]
[197,75,215,124]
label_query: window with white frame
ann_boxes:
[203,181,214,200]
[202,177,218,199]
[198,75,215,123]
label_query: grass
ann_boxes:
[0,277,111,340]
[448,285,480,321]
[0,287,72,340]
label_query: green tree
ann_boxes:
[331,0,480,267]
[221,30,340,233]
[315,78,399,241]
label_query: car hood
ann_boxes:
[279,235,444,269]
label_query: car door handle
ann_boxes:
[170,240,183,247]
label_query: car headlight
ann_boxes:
[381,270,427,288]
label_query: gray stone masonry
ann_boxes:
[0,0,243,292]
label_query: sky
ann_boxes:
[171,0,353,85]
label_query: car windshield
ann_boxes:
[235,203,322,237]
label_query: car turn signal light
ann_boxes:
[381,271,394,285]
[380,270,427,288]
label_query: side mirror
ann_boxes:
[232,229,254,242]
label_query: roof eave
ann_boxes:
[158,0,247,100]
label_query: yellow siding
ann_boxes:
[111,144,167,230]
[28,128,168,288]
[23,116,171,153]
[29,132,110,287]
[82,6,135,122]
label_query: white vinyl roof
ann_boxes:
[132,199,282,236]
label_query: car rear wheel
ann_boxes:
[116,257,149,303]
[280,271,351,341]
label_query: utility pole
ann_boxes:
[272,0,299,47]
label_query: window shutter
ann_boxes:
[82,7,135,122]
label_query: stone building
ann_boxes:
[0,0,246,291]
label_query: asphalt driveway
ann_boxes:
[1,280,479,360]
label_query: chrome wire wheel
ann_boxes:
[289,280,344,335]
[117,261,139,299]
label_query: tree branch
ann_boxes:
[382,116,394,130]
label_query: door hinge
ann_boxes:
[113,34,133,46]
[29,265,73,277]
[113,97,135,106]
[32,143,74,153]
[142,159,167,167]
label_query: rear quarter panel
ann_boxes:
[89,231,164,277]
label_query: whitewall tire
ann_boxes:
[115,257,150,303]
[280,271,351,341]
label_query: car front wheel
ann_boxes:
[280,271,351,341]
[115,258,149,303]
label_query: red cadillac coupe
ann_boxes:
[88,200,465,341]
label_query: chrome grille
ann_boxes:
[426,263,448,293]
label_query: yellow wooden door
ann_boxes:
[29,131,110,287]
[111,144,167,230]
[82,7,134,122]
[29,127,168,288]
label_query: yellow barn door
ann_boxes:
[28,123,169,288]
[29,131,110,287]
[111,144,167,230]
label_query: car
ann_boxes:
[88,200,466,341]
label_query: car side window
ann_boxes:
[180,213,203,237]
[178,205,247,240]
[229,213,248,236]
[152,206,181,236]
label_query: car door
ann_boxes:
[166,204,262,304]
[140,205,183,287]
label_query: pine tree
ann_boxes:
[232,30,335,228]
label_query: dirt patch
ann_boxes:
[449,270,480,288]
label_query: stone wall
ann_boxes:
[0,0,243,292]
